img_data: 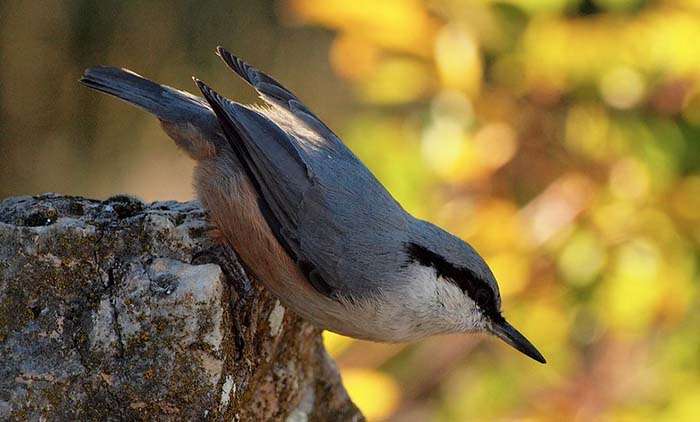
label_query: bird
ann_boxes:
[80,46,545,364]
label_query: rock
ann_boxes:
[0,194,363,421]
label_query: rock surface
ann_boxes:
[0,194,363,421]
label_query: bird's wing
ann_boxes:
[215,47,352,159]
[196,50,413,299]
[194,80,305,243]
[195,79,358,298]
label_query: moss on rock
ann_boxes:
[0,194,362,421]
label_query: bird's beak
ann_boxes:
[489,319,546,364]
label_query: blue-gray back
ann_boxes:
[197,51,417,298]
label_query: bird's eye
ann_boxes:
[475,288,490,307]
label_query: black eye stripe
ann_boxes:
[405,242,502,321]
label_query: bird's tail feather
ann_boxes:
[80,66,223,160]
[80,66,210,122]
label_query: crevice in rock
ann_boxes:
[107,267,125,360]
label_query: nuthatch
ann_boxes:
[81,46,546,363]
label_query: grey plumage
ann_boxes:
[81,66,216,130]
[80,66,225,160]
[80,47,545,364]
[195,78,412,300]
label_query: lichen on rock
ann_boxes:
[0,194,363,421]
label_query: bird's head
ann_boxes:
[405,221,546,364]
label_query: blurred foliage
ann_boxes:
[285,0,700,420]
[1,0,700,420]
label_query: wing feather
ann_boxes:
[195,79,342,298]
[195,51,409,300]
[215,46,351,157]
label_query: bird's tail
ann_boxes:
[80,66,223,159]
[80,66,213,122]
